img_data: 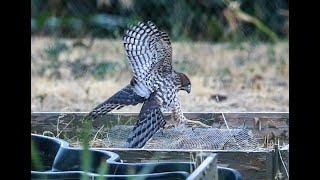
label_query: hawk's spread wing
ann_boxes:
[88,85,146,119]
[123,21,172,80]
[125,93,166,148]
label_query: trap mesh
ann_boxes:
[102,125,260,150]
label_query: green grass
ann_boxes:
[80,117,93,180]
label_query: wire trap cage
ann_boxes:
[104,125,260,151]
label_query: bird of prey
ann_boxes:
[88,21,209,148]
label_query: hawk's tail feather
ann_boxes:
[125,94,165,148]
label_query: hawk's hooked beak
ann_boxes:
[183,85,191,93]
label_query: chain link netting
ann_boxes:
[102,125,261,150]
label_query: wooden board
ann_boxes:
[187,153,218,180]
[93,148,286,180]
[31,112,289,145]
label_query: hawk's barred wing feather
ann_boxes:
[123,21,172,80]
[125,93,166,148]
[88,85,145,119]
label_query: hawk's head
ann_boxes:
[176,72,191,93]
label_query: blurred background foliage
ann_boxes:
[31,0,288,42]
[31,0,289,112]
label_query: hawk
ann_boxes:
[88,21,209,148]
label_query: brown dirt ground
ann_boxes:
[31,37,288,112]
